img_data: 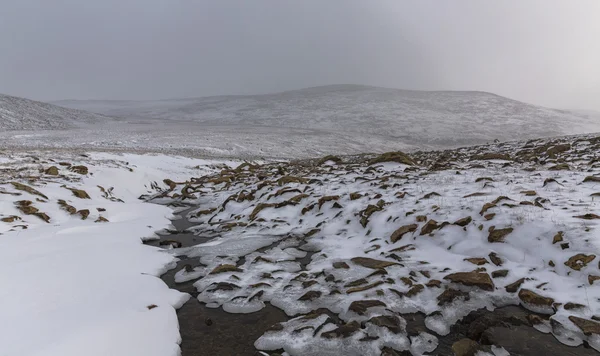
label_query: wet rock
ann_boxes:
[569,316,600,336]
[209,264,243,274]
[77,209,90,220]
[298,291,322,301]
[454,216,472,227]
[505,278,525,293]
[70,165,89,175]
[464,258,488,266]
[451,338,479,356]
[321,321,361,338]
[95,216,109,223]
[348,300,387,315]
[444,272,494,291]
[488,227,513,243]
[564,254,596,271]
[368,315,404,334]
[370,151,415,166]
[10,182,48,199]
[573,213,600,220]
[488,252,503,266]
[68,188,91,199]
[479,203,496,216]
[552,231,564,244]
[437,288,470,306]
[44,166,59,175]
[390,224,418,243]
[420,219,440,235]
[491,270,509,278]
[518,289,554,307]
[332,261,350,269]
[350,257,398,269]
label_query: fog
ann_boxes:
[1,1,599,110]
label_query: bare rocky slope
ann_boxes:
[53,85,600,148]
[0,93,114,131]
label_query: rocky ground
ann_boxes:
[2,133,600,355]
[145,133,600,355]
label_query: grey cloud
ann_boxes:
[0,1,599,110]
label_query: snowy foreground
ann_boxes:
[2,133,600,355]
[0,152,235,356]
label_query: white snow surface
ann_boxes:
[0,152,235,356]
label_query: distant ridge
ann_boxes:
[1,93,114,131]
[52,85,600,147]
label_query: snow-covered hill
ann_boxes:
[53,85,600,147]
[0,93,114,131]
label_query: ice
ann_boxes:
[490,346,511,356]
[409,332,438,355]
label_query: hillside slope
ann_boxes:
[53,85,600,147]
[0,94,113,131]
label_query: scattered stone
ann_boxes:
[390,224,418,243]
[332,261,350,269]
[454,216,472,227]
[347,281,384,294]
[367,315,404,334]
[589,275,600,285]
[210,264,243,274]
[488,252,503,266]
[68,188,91,199]
[552,231,564,244]
[520,190,537,196]
[147,304,158,310]
[479,203,496,215]
[422,192,441,199]
[564,254,596,271]
[437,288,470,306]
[568,316,600,336]
[573,213,600,220]
[451,338,479,356]
[492,270,509,278]
[488,227,513,243]
[444,272,494,291]
[464,258,488,266]
[10,182,48,199]
[44,166,59,175]
[505,278,525,293]
[415,215,427,222]
[349,192,362,200]
[564,302,586,310]
[348,300,386,315]
[420,219,440,235]
[518,289,554,307]
[95,216,109,223]
[77,209,90,220]
[298,291,322,301]
[321,321,361,339]
[70,165,89,175]
[351,257,398,269]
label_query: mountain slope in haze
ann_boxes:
[53,85,600,147]
[0,93,114,131]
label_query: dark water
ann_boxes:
[147,206,598,356]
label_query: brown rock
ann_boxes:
[77,209,90,220]
[298,291,322,301]
[332,261,349,269]
[321,321,361,339]
[68,188,91,199]
[520,190,537,196]
[464,258,488,266]
[454,216,472,227]
[492,270,509,278]
[44,166,59,175]
[348,300,386,315]
[437,288,470,306]
[444,272,494,291]
[426,279,442,288]
[452,338,479,356]
[564,302,585,310]
[70,165,89,175]
[350,257,398,269]
[489,252,503,266]
[390,224,418,243]
[415,215,427,222]
[505,278,525,293]
[484,213,495,221]
[367,315,404,334]
[406,284,425,297]
[552,231,564,244]
[10,182,48,199]
[420,219,440,235]
[209,264,243,274]
[569,316,600,336]
[488,227,513,243]
[95,216,109,223]
[589,275,600,285]
[518,289,554,307]
[479,203,496,215]
[564,254,596,271]
[573,213,600,220]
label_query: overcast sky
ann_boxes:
[1,1,599,110]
